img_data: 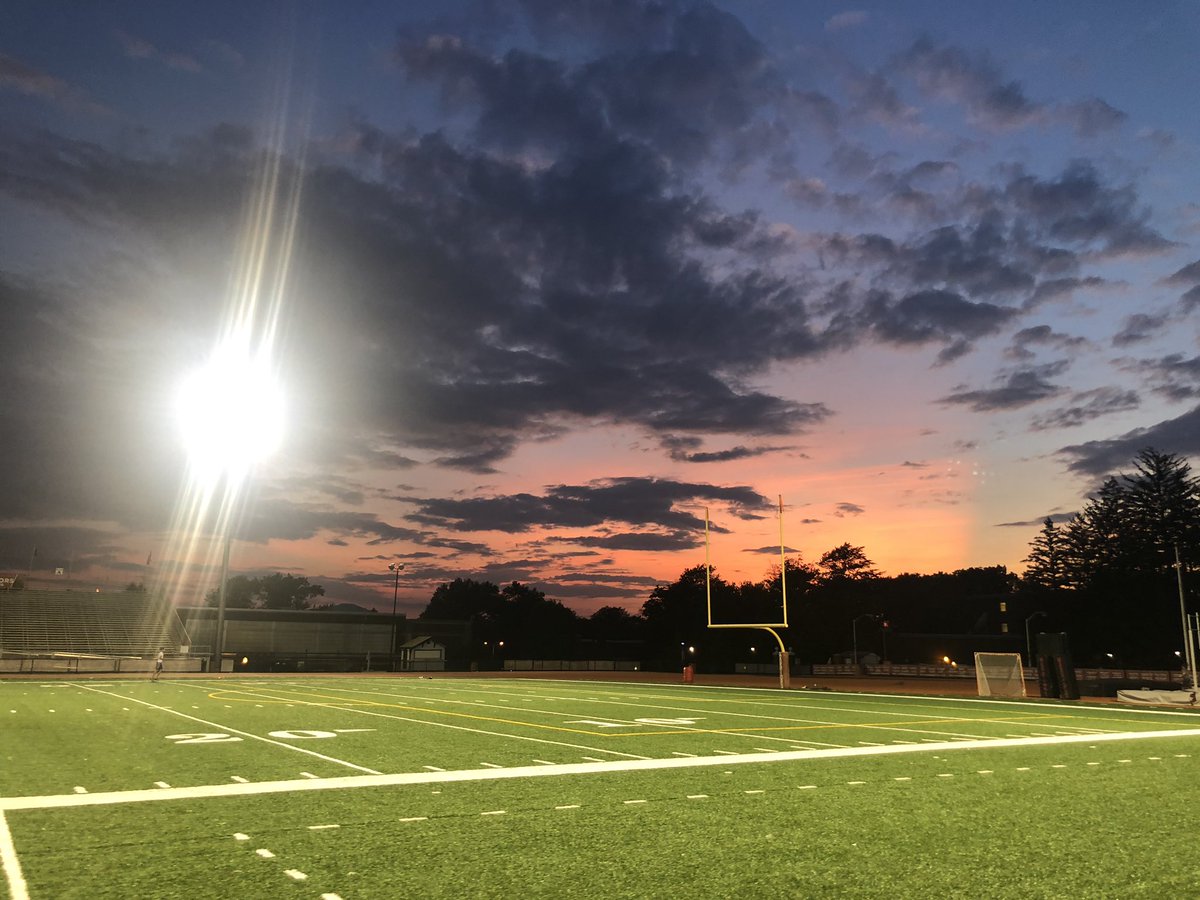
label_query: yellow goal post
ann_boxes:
[704,496,791,688]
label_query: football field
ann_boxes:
[3,675,1200,898]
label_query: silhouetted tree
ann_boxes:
[258,573,325,610]
[1024,518,1071,590]
[204,573,324,610]
[204,575,259,609]
[420,578,503,621]
[817,543,880,583]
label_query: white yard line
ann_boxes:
[171,682,654,761]
[4,727,1199,814]
[0,810,30,900]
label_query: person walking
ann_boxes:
[152,648,165,682]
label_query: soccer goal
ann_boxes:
[974,652,1026,697]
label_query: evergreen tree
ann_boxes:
[1023,518,1070,589]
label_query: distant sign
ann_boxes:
[54,567,65,576]
[0,576,14,587]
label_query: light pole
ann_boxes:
[388,563,405,666]
[176,342,284,674]
[1174,545,1198,692]
[1025,611,1046,667]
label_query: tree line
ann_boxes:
[200,447,1196,669]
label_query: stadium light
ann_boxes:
[177,340,286,672]
[176,343,284,485]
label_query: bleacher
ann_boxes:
[0,590,189,658]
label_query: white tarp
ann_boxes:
[1116,689,1198,707]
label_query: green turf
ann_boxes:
[3,676,1200,898]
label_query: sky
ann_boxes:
[1,0,1199,616]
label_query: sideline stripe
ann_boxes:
[0,810,30,900]
[3,727,1199,813]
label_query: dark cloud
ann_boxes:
[1112,312,1170,347]
[406,476,770,533]
[895,36,1045,131]
[1003,161,1176,258]
[1058,404,1200,476]
[1006,324,1090,360]
[939,363,1068,412]
[896,38,1126,139]
[1027,276,1107,306]
[867,289,1016,353]
[1029,387,1140,431]
[834,502,864,516]
[1125,354,1200,403]
[553,531,698,551]
[1161,259,1200,285]
[659,434,792,463]
[241,498,428,546]
[995,511,1075,528]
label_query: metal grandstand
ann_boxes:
[0,590,191,673]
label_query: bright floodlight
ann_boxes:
[176,343,285,481]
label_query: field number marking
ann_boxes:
[167,733,243,745]
[167,729,338,745]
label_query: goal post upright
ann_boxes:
[704,496,791,688]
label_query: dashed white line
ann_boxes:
[255,849,275,859]
[283,869,307,881]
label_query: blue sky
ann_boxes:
[1,1,1198,614]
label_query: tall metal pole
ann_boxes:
[388,563,404,669]
[213,530,232,673]
[1176,545,1197,691]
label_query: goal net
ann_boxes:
[974,652,1026,698]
